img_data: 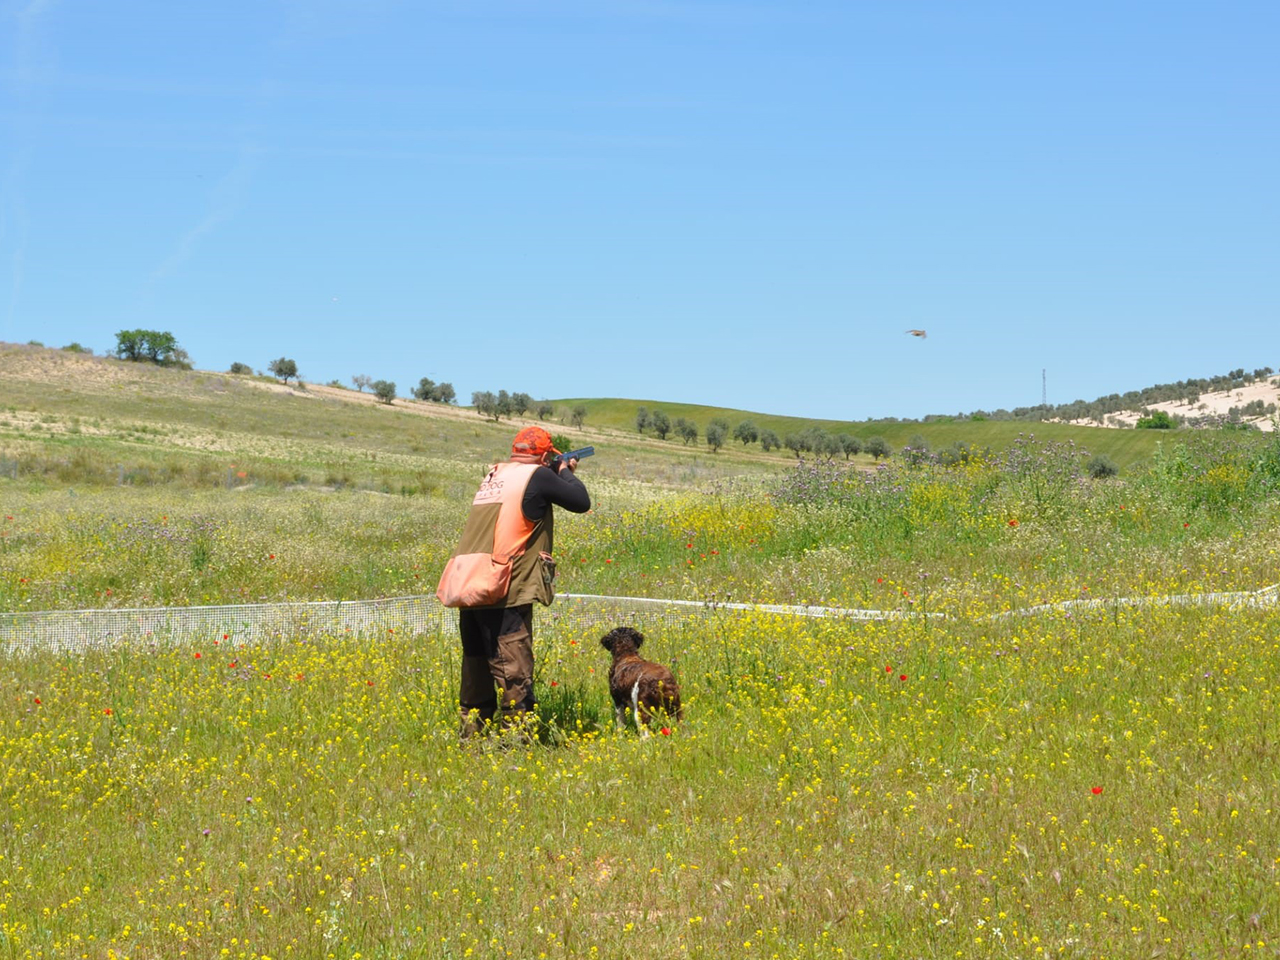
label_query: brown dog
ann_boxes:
[600,626,682,736]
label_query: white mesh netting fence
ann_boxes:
[0,585,1276,656]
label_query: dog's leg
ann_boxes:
[614,704,626,730]
[631,681,650,739]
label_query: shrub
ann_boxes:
[352,374,371,393]
[759,429,781,452]
[649,410,671,440]
[62,342,92,355]
[1087,454,1119,479]
[635,407,650,433]
[839,435,862,459]
[372,380,396,404]
[733,421,758,445]
[570,405,587,429]
[229,362,252,375]
[536,401,555,420]
[1136,409,1175,430]
[675,418,698,445]
[413,378,437,401]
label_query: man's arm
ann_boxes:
[522,465,590,521]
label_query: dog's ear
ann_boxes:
[600,631,615,652]
[628,628,645,650]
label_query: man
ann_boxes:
[437,426,590,738]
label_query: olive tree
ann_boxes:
[733,421,758,445]
[268,357,299,384]
[865,436,891,460]
[705,422,727,452]
[471,390,499,421]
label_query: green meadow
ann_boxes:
[2,342,1280,958]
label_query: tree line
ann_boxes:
[634,407,894,458]
[470,391,587,428]
[945,366,1277,426]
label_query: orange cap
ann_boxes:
[512,426,560,458]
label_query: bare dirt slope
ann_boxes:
[1061,375,1279,432]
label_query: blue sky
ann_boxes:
[2,1,1277,419]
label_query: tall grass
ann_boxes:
[2,602,1277,957]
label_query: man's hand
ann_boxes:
[557,457,579,474]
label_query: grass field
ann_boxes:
[3,344,1280,958]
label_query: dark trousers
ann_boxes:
[458,604,534,734]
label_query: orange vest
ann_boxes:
[436,462,543,608]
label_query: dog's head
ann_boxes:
[600,626,645,658]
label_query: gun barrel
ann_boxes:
[556,446,594,462]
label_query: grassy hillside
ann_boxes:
[2,343,1177,488]
[0,343,782,493]
[549,396,1168,467]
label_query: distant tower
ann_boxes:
[1042,369,1047,407]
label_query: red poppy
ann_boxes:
[194,652,202,659]
[1091,786,1103,795]
[103,708,112,715]
[686,543,692,548]
[268,554,275,559]
[550,681,559,687]
[605,558,613,564]
[660,727,672,736]
[1008,519,1019,527]
[876,578,883,584]
[885,665,892,673]
[1183,522,1189,528]
[366,680,374,686]
[33,697,41,705]
[223,634,229,640]
[899,674,907,681]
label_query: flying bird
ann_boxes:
[905,329,927,339]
